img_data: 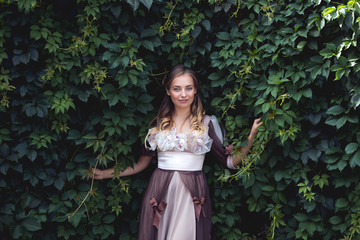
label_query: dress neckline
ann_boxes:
[172,126,190,135]
[146,125,213,154]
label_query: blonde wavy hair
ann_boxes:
[145,64,206,148]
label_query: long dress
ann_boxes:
[138,115,235,240]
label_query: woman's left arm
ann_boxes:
[231,118,262,167]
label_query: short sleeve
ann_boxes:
[207,116,236,169]
[140,121,157,158]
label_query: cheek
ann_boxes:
[169,91,180,99]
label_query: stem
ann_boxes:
[68,159,98,221]
[230,0,242,18]
[271,215,276,239]
[221,86,242,118]
[164,3,177,28]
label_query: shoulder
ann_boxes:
[202,115,211,126]
[205,115,225,143]
[202,115,220,126]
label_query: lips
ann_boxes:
[179,99,188,103]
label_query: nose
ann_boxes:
[181,89,186,97]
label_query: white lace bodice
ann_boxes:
[146,126,213,154]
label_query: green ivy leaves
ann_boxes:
[2,0,360,240]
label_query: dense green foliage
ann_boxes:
[1,0,360,239]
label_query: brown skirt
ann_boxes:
[137,168,213,240]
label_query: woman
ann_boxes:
[91,64,262,239]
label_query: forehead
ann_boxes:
[170,74,194,87]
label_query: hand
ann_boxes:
[225,145,234,155]
[249,118,262,139]
[88,167,105,180]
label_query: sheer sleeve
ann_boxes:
[140,121,157,158]
[207,117,236,169]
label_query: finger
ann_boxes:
[253,121,261,128]
[225,145,234,155]
[88,168,99,179]
[256,119,263,126]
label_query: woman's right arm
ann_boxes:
[90,155,153,179]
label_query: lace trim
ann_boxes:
[147,127,213,154]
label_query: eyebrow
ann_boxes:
[172,85,193,88]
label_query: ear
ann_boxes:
[166,89,170,96]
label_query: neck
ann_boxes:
[172,107,191,120]
[172,107,192,133]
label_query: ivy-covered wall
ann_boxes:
[1,0,360,239]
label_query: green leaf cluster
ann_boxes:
[1,0,360,239]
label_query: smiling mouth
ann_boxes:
[179,99,188,103]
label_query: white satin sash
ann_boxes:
[157,151,205,171]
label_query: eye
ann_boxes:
[173,88,180,91]
[186,87,193,91]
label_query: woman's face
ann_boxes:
[166,74,197,111]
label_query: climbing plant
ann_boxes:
[1,0,360,239]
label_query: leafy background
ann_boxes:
[1,0,360,239]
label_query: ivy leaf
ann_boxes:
[306,222,316,235]
[336,116,347,129]
[103,215,116,224]
[308,149,321,162]
[334,68,346,81]
[329,216,342,225]
[27,149,37,162]
[69,213,82,228]
[319,47,334,59]
[29,48,38,61]
[349,150,360,167]
[251,183,261,200]
[140,28,158,38]
[201,19,211,31]
[120,56,130,68]
[111,6,122,19]
[12,225,22,239]
[140,0,153,10]
[225,215,234,227]
[54,177,65,190]
[262,103,270,113]
[335,198,349,210]
[14,142,28,158]
[126,0,140,11]
[326,105,345,115]
[351,93,360,109]
[345,143,359,154]
[67,129,82,140]
[210,97,222,106]
[192,25,201,39]
[325,115,338,126]
[302,88,312,98]
[261,185,274,192]
[294,213,307,222]
[22,217,41,232]
[217,32,230,41]
[344,11,354,29]
[297,41,307,50]
[142,40,154,51]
